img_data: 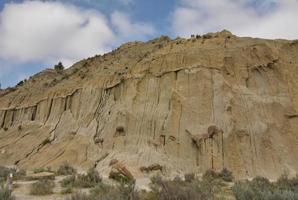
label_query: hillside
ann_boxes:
[0,30,298,180]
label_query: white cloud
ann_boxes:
[0,1,115,66]
[111,11,156,41]
[173,0,298,39]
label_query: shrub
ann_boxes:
[61,168,102,188]
[66,192,90,200]
[33,168,45,174]
[60,175,76,188]
[90,182,139,200]
[30,179,54,195]
[218,168,234,182]
[202,169,219,182]
[184,173,195,182]
[0,166,26,181]
[57,163,76,176]
[61,186,73,194]
[54,62,64,71]
[275,174,298,195]
[33,167,52,174]
[232,175,298,200]
[0,186,15,200]
[149,174,220,200]
[75,168,102,188]
[0,166,12,179]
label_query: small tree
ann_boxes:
[54,62,64,71]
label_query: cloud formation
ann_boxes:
[111,11,156,41]
[0,1,115,66]
[173,0,298,39]
[0,0,155,68]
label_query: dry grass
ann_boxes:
[30,180,55,195]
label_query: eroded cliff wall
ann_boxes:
[0,31,298,179]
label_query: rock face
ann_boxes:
[0,31,298,179]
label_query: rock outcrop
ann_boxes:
[0,31,298,179]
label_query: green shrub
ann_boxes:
[33,167,52,174]
[61,168,102,188]
[149,174,220,200]
[61,186,73,194]
[276,173,298,192]
[75,168,102,188]
[184,173,195,182]
[89,182,139,200]
[202,169,219,182]
[0,166,26,181]
[66,192,90,200]
[218,168,234,182]
[30,180,54,195]
[0,186,14,200]
[232,175,298,200]
[57,163,76,175]
[60,175,76,188]
[54,62,64,71]
[0,166,13,179]
[67,182,139,200]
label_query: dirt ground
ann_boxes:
[12,176,70,200]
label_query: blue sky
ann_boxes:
[0,0,298,88]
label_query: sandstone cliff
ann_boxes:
[0,30,298,179]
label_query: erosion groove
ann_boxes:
[0,31,298,179]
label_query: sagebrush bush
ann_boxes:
[232,175,298,200]
[66,192,90,200]
[61,186,73,194]
[61,168,102,188]
[0,166,13,179]
[57,163,77,175]
[149,174,221,200]
[0,166,25,181]
[33,167,52,174]
[0,186,15,200]
[202,169,219,182]
[218,168,234,182]
[90,182,139,200]
[30,180,55,195]
[60,175,76,188]
[184,173,195,182]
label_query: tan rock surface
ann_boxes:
[1,31,298,179]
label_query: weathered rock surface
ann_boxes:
[0,31,298,179]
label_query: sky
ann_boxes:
[0,0,298,88]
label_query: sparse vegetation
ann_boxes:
[54,62,64,72]
[66,182,139,200]
[148,173,223,200]
[232,175,298,200]
[184,172,195,182]
[30,179,55,195]
[218,168,234,182]
[0,186,15,200]
[61,168,102,188]
[61,186,73,194]
[66,192,90,200]
[57,163,77,176]
[0,166,25,181]
[33,167,53,174]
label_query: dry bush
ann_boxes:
[30,180,54,195]
[149,174,221,200]
[0,186,15,200]
[61,168,102,188]
[232,175,298,200]
[57,163,77,176]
